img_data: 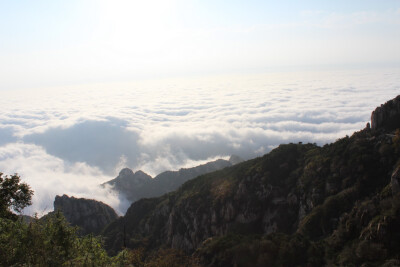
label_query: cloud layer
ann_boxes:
[0,69,399,215]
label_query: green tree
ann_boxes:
[0,172,33,220]
[0,211,114,266]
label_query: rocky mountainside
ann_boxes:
[371,95,400,131]
[102,95,400,266]
[51,195,119,235]
[104,157,242,203]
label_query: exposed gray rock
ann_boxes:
[53,194,118,235]
[371,95,400,131]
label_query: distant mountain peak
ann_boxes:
[114,168,152,181]
[105,168,152,194]
[118,168,134,176]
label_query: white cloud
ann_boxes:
[0,143,128,216]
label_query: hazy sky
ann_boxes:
[1,0,399,90]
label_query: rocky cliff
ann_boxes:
[371,95,400,131]
[53,195,118,235]
[102,95,400,266]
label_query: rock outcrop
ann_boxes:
[371,95,400,131]
[53,195,118,235]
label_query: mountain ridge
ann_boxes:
[103,157,243,203]
[101,95,400,266]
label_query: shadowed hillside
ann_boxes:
[102,95,400,266]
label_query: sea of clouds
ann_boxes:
[0,68,399,215]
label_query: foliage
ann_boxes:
[0,172,33,220]
[0,175,199,266]
[0,209,197,266]
[0,211,112,266]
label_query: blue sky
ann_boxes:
[0,0,399,89]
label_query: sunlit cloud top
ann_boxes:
[1,0,399,90]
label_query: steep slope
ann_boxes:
[103,144,314,254]
[102,95,400,266]
[104,158,234,203]
[51,195,119,235]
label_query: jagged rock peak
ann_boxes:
[371,95,400,131]
[117,168,152,180]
